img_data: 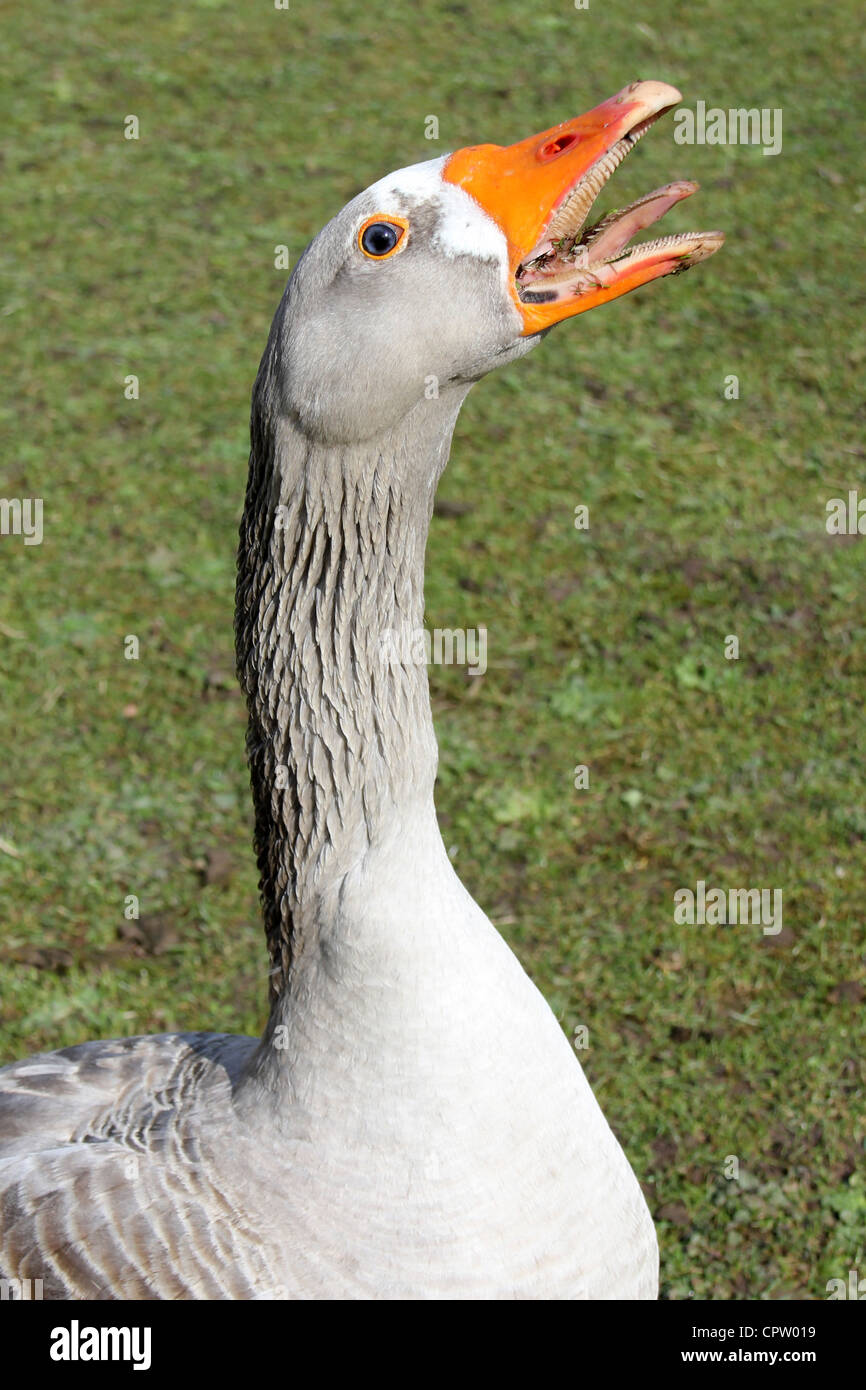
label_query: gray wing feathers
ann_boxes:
[0,1033,276,1299]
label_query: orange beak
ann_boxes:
[443,80,724,335]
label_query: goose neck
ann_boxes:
[236,388,469,1003]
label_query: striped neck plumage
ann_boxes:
[236,377,468,1005]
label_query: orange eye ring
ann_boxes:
[357,214,410,260]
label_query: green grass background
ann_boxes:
[1,0,863,1298]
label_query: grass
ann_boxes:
[1,0,864,1299]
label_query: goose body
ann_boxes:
[0,82,722,1299]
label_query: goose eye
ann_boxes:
[358,217,408,259]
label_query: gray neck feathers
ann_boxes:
[236,348,469,1003]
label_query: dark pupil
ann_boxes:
[362,222,399,256]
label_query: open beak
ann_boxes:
[443,80,724,335]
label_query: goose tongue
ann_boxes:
[443,80,724,334]
[539,181,700,268]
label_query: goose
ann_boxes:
[0,80,722,1300]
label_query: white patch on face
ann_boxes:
[365,156,509,270]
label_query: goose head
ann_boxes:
[268,79,723,445]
